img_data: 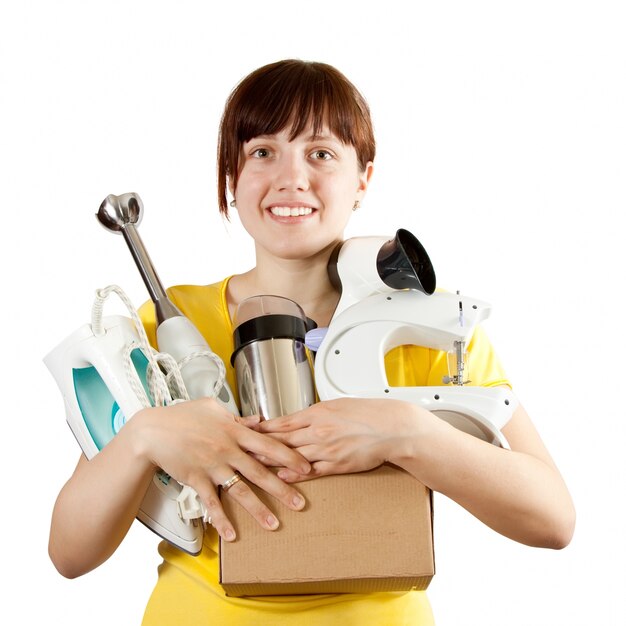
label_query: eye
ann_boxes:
[310,149,334,161]
[251,148,270,158]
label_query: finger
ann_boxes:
[235,455,308,513]
[248,452,283,467]
[221,476,282,531]
[303,460,341,478]
[237,414,261,428]
[193,482,238,542]
[263,427,327,450]
[256,430,300,447]
[236,426,312,475]
[275,468,314,483]
[276,460,339,482]
[198,467,297,539]
[255,410,313,433]
[269,442,331,466]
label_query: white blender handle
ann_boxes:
[157,315,238,410]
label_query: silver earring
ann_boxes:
[352,200,360,211]
[230,199,236,208]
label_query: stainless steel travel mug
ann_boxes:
[231,296,316,419]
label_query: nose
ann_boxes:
[273,152,309,192]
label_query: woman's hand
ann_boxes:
[255,396,575,549]
[254,398,431,481]
[128,398,311,542]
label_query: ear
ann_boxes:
[356,161,374,200]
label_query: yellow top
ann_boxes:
[139,278,509,626]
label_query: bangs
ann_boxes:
[236,63,360,147]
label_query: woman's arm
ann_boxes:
[393,400,575,548]
[256,396,575,549]
[49,398,310,578]
[49,426,155,578]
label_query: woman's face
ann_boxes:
[232,126,373,262]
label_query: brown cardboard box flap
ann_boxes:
[220,464,434,596]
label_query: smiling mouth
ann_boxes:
[269,206,315,217]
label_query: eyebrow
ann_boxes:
[246,133,342,144]
[306,133,342,142]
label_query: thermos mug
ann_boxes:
[231,295,317,419]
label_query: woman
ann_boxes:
[49,59,575,625]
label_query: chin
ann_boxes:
[273,238,340,262]
[254,228,339,259]
[273,246,320,261]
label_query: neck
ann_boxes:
[227,246,340,328]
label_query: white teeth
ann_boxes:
[269,206,314,217]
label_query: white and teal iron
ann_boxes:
[44,311,210,554]
[45,193,239,555]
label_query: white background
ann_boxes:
[1,1,624,624]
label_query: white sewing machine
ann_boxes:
[310,229,517,448]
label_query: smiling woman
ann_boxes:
[48,58,574,626]
[217,59,376,216]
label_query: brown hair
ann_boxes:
[217,59,376,216]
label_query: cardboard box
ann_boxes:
[219,463,434,596]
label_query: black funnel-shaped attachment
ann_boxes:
[376,229,436,294]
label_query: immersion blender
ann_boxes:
[96,192,239,413]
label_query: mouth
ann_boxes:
[268,206,315,217]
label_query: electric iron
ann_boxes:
[45,193,239,555]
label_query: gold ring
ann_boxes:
[222,473,242,490]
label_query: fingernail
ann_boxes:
[292,494,305,509]
[224,528,236,542]
[266,515,279,530]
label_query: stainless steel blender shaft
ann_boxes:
[96,193,181,324]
